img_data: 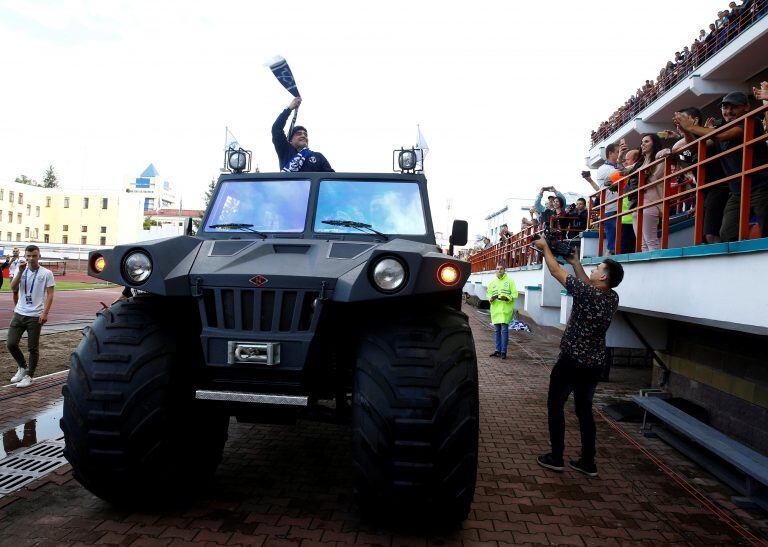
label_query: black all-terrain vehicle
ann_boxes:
[61,157,479,523]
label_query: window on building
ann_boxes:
[64,197,70,208]
[7,212,12,223]
[34,228,38,239]
[100,226,107,234]
[0,190,3,200]
[100,236,106,245]
[102,198,108,209]
[9,191,14,203]
[63,224,68,232]
[163,180,171,191]
[44,224,50,231]
[6,232,11,241]
[81,225,87,232]
[81,236,87,245]
[26,205,31,215]
[24,227,29,238]
[46,197,51,207]
[83,197,89,209]
[135,177,151,189]
[35,206,40,217]
[18,193,22,205]
[15,233,20,242]
[144,197,155,211]
[16,213,21,224]
[44,234,49,243]
[179,222,183,227]
[62,235,68,244]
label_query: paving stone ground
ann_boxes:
[0,305,766,545]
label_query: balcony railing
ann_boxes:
[469,217,586,273]
[591,102,767,255]
[470,102,767,273]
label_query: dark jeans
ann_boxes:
[494,323,509,353]
[604,214,616,254]
[620,222,636,254]
[720,186,768,242]
[547,353,602,464]
[6,313,42,377]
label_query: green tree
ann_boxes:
[42,165,59,188]
[143,217,159,230]
[204,178,217,208]
[14,174,37,186]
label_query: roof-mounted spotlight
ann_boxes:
[223,147,252,174]
[393,147,424,174]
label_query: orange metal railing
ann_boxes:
[469,102,767,273]
[469,216,586,273]
[591,101,768,255]
[591,1,767,146]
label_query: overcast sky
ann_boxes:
[0,0,728,237]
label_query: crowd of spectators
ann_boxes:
[465,82,768,265]
[590,0,767,146]
[460,187,590,261]
[592,84,768,255]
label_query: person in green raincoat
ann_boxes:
[486,263,518,359]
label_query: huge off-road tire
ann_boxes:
[61,297,228,506]
[352,305,479,525]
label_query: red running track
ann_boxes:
[0,287,123,326]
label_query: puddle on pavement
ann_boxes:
[1,401,63,459]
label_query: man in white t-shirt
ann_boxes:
[7,245,56,388]
[595,142,625,254]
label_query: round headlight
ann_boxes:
[372,258,407,292]
[123,251,152,284]
[228,150,247,171]
[398,150,417,170]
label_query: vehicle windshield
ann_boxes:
[314,180,426,235]
[205,179,311,233]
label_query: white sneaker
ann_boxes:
[15,375,32,388]
[10,367,26,383]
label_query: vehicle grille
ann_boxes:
[201,288,320,332]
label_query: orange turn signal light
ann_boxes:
[437,263,460,286]
[93,256,106,273]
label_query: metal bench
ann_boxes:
[633,394,768,511]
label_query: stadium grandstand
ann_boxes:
[465,1,768,473]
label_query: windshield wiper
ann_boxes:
[322,219,389,240]
[209,223,268,239]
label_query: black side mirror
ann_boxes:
[183,217,194,236]
[448,219,468,255]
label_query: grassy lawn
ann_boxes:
[0,281,116,292]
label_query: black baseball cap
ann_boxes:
[721,92,748,106]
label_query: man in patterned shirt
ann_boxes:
[532,237,624,477]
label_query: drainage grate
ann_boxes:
[0,436,67,497]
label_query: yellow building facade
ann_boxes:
[0,181,145,247]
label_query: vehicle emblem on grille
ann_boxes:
[249,275,268,287]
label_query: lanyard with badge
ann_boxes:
[24,269,38,306]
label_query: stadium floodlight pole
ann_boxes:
[266,56,301,143]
